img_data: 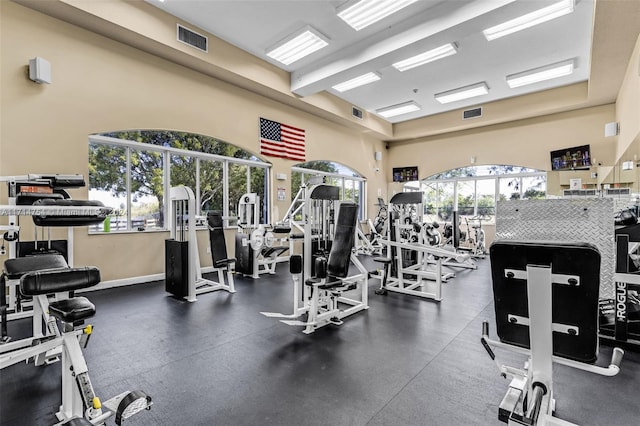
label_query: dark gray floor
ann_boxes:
[1,257,639,425]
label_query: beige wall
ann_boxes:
[0,2,386,281]
[615,33,640,164]
[387,104,616,196]
[1,1,638,285]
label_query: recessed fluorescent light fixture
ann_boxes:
[337,0,419,31]
[376,101,421,118]
[506,59,575,88]
[332,72,381,92]
[392,43,458,72]
[266,26,329,65]
[483,0,575,41]
[435,82,489,104]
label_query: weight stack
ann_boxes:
[165,239,189,298]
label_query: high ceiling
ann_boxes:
[147,0,593,123]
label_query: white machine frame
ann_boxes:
[261,185,369,333]
[236,193,291,279]
[168,186,235,302]
[482,264,623,426]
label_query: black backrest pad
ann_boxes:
[490,240,600,363]
[327,203,358,278]
[4,254,69,279]
[290,255,302,274]
[32,199,109,227]
[21,267,101,296]
[207,211,228,266]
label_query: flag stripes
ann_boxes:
[260,117,306,162]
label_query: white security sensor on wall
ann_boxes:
[28,57,52,84]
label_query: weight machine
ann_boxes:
[0,261,152,425]
[165,186,235,302]
[0,174,111,346]
[261,185,368,334]
[235,193,291,278]
[481,241,623,426]
[372,192,469,301]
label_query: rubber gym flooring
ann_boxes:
[1,256,639,426]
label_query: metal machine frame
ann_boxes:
[481,241,623,426]
[261,185,368,333]
[236,193,291,279]
[166,186,235,302]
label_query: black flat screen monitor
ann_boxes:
[550,144,591,171]
[392,166,418,183]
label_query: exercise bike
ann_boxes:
[465,216,486,257]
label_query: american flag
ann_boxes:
[260,118,306,162]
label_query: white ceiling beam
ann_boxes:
[290,0,516,97]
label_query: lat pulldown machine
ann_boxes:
[165,186,235,302]
[481,241,623,426]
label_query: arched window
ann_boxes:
[291,161,366,220]
[88,130,269,232]
[415,165,546,223]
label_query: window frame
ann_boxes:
[88,134,270,232]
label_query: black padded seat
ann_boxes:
[61,418,93,426]
[4,254,68,280]
[214,258,236,269]
[262,247,289,258]
[373,257,392,265]
[48,297,96,323]
[272,225,291,234]
[20,267,101,296]
[305,277,343,289]
[290,233,305,240]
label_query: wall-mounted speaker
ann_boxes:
[28,57,52,84]
[604,122,619,137]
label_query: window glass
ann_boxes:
[228,163,248,227]
[130,148,164,231]
[522,176,546,199]
[476,179,496,221]
[199,158,224,216]
[89,131,268,232]
[88,143,127,231]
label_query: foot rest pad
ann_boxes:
[48,297,95,323]
[103,390,153,426]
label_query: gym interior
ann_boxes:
[1,1,640,425]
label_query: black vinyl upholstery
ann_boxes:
[31,199,109,227]
[4,254,68,279]
[326,203,358,279]
[48,297,96,323]
[20,267,101,296]
[289,255,302,274]
[490,240,600,363]
[207,211,236,268]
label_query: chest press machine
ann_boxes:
[261,184,369,334]
[235,193,292,278]
[0,259,152,425]
[481,241,623,426]
[165,186,235,302]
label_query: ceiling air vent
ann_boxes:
[177,24,208,52]
[352,106,363,120]
[463,107,482,120]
